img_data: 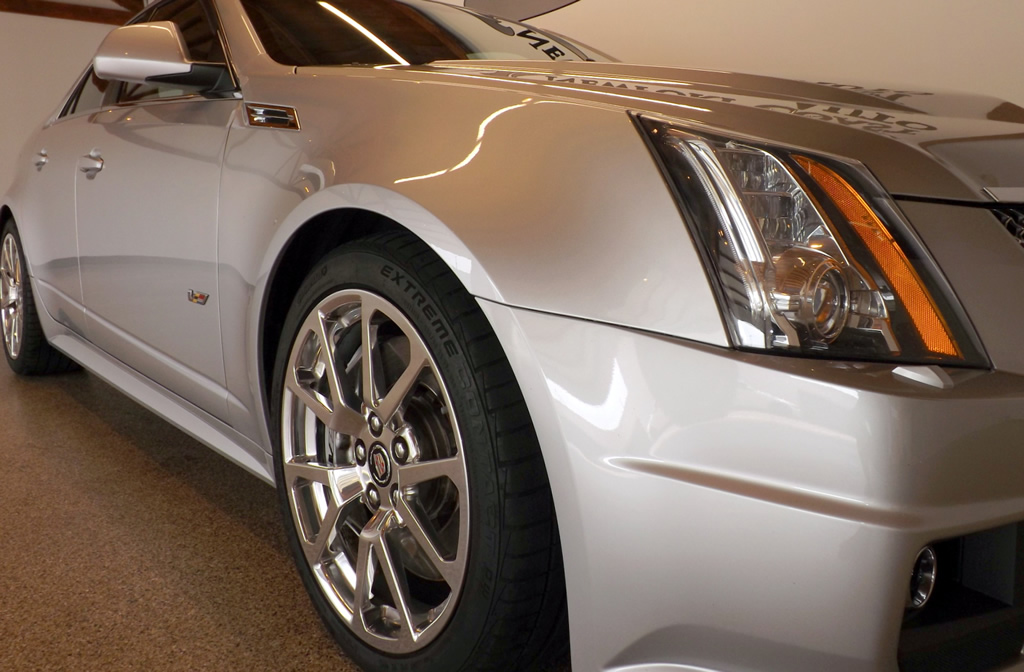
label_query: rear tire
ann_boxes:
[1,219,77,376]
[270,231,567,672]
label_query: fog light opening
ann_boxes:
[908,546,937,609]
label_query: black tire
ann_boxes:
[270,231,567,672]
[0,219,78,376]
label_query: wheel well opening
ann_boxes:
[260,208,402,413]
[0,206,12,228]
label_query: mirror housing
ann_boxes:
[94,21,233,96]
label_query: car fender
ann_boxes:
[257,182,503,306]
[222,75,730,450]
[243,77,729,339]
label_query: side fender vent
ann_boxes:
[245,103,300,131]
[991,207,1024,249]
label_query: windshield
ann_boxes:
[238,0,609,66]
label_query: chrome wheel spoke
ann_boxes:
[287,310,365,436]
[377,339,429,426]
[395,497,463,586]
[354,509,416,643]
[284,458,339,487]
[1,237,13,278]
[374,524,417,645]
[10,314,20,355]
[359,293,385,410]
[285,461,363,565]
[313,311,350,421]
[285,372,364,436]
[359,293,430,424]
[353,512,379,628]
[304,499,342,565]
[284,373,333,425]
[399,456,466,490]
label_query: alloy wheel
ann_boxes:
[280,288,469,653]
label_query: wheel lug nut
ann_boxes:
[368,412,383,437]
[354,440,367,464]
[366,485,380,510]
[392,437,408,463]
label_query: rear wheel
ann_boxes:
[1,219,77,375]
[271,232,567,672]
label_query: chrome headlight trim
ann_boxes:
[635,113,988,367]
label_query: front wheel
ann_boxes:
[271,232,566,672]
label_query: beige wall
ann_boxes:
[533,0,1024,107]
[0,14,111,195]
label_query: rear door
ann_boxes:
[10,68,114,337]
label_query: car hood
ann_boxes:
[408,61,1024,203]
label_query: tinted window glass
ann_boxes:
[148,0,225,63]
[63,68,111,117]
[239,0,605,66]
[119,0,224,103]
[118,81,187,104]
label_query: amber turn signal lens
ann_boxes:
[795,156,960,358]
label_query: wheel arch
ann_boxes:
[255,184,504,427]
[258,206,402,414]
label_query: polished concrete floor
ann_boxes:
[0,364,361,671]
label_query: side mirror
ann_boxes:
[94,21,233,95]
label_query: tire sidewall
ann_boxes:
[270,242,504,672]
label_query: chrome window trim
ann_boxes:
[204,0,241,91]
[55,65,106,122]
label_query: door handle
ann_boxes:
[34,150,48,169]
[78,149,104,178]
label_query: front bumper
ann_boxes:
[480,300,1024,672]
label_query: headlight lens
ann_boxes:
[638,115,986,366]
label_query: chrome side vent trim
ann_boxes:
[991,207,1024,250]
[245,103,300,131]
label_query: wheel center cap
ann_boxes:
[368,443,392,486]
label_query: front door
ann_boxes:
[75,0,237,418]
[75,95,235,418]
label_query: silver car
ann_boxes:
[4,1,1024,671]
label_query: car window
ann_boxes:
[61,68,112,117]
[238,0,607,67]
[117,0,226,104]
[147,0,225,63]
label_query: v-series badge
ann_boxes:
[187,290,210,306]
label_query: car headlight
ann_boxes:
[636,115,987,366]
